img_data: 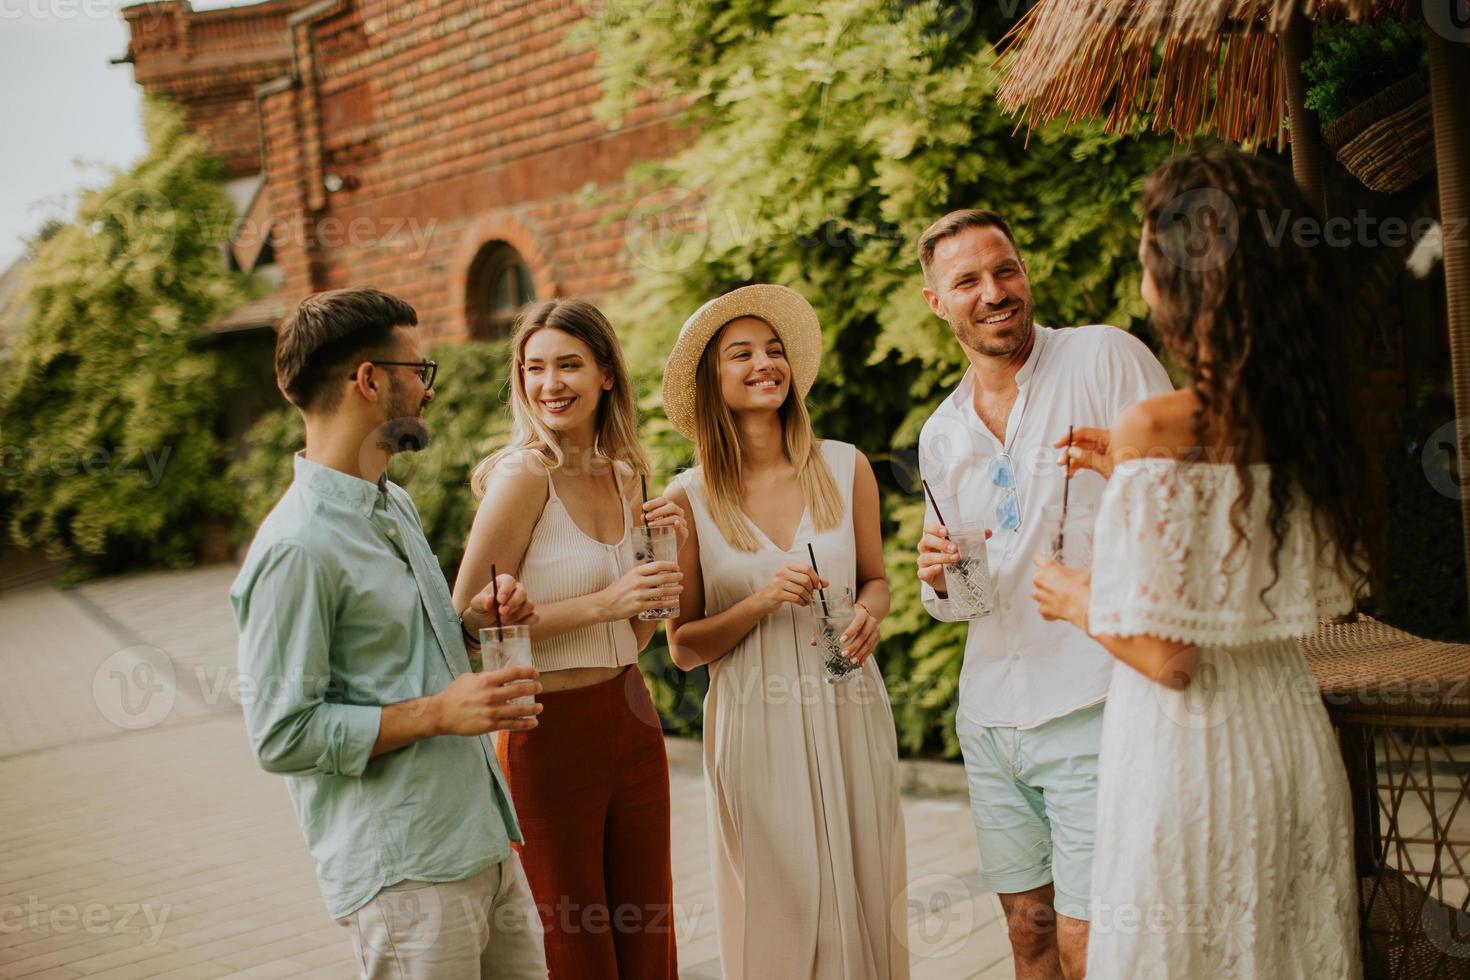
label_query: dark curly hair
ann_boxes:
[1139,144,1375,608]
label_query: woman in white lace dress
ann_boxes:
[1032,146,1374,979]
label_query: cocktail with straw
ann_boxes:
[479,563,535,706]
[806,542,859,683]
[632,474,679,620]
[923,479,995,620]
[1045,426,1094,567]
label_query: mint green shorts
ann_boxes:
[955,701,1104,921]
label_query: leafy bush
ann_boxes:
[0,99,253,576]
[580,0,1174,755]
[234,2,1190,755]
[1303,19,1428,127]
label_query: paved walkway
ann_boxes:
[0,565,1016,979]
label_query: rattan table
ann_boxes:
[1303,615,1470,978]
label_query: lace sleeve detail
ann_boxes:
[1088,460,1355,647]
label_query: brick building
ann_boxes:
[117,0,688,344]
[114,0,1416,457]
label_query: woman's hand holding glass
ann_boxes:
[835,601,880,666]
[1056,426,1114,479]
[464,573,539,632]
[1031,556,1092,629]
[757,563,828,616]
[641,495,690,549]
[602,562,684,620]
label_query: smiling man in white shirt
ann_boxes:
[914,210,1171,980]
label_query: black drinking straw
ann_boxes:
[640,474,650,526]
[805,542,831,617]
[921,479,948,527]
[1057,426,1075,557]
[490,562,503,630]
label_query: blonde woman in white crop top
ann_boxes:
[451,299,686,980]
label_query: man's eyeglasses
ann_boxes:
[988,453,1022,531]
[350,360,437,389]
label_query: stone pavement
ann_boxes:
[0,565,1017,979]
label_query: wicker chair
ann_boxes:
[1302,616,1470,978]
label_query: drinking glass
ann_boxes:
[942,521,995,620]
[632,524,680,620]
[478,624,535,707]
[813,586,860,684]
[1043,502,1095,569]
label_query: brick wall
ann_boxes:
[125,0,691,342]
[122,0,309,178]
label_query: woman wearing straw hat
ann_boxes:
[452,299,687,979]
[661,284,909,979]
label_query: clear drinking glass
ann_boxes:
[632,524,680,621]
[813,586,860,684]
[1043,502,1095,569]
[942,521,995,620]
[478,624,535,706]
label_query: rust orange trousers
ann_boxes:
[498,666,678,980]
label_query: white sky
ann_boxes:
[0,0,248,271]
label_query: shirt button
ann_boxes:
[361,504,372,516]
[387,527,398,537]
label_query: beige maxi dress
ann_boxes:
[679,439,909,979]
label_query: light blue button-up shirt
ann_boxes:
[230,454,521,919]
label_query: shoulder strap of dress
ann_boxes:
[512,448,557,503]
[609,457,624,500]
[819,439,858,508]
[677,468,706,511]
[610,458,633,526]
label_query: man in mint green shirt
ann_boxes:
[231,287,549,978]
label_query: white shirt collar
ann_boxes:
[948,324,1050,416]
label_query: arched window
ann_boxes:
[466,241,536,341]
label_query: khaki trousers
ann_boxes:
[340,854,548,979]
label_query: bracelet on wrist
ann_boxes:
[459,614,481,646]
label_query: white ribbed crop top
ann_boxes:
[514,453,639,673]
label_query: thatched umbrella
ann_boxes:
[994,0,1377,140]
[998,0,1470,623]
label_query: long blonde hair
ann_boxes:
[693,321,842,552]
[471,299,650,497]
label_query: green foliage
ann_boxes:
[0,99,252,575]
[238,3,1175,753]
[581,0,1174,755]
[1303,19,1428,127]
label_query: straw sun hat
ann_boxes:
[662,284,823,440]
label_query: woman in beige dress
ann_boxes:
[662,284,909,979]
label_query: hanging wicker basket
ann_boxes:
[1321,73,1435,194]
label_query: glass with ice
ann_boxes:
[942,521,995,619]
[478,624,536,707]
[632,524,680,620]
[1043,503,1095,569]
[813,586,860,684]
